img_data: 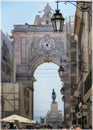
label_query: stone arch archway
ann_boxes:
[12,25,69,119]
[31,57,60,76]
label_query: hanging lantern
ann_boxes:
[51,10,65,32]
[51,1,65,32]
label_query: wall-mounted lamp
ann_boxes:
[58,59,64,79]
[62,95,65,101]
[60,87,65,94]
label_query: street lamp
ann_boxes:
[51,1,91,32]
[58,65,65,78]
[60,87,65,94]
[58,59,64,79]
[51,1,65,32]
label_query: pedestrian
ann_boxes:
[88,125,92,130]
[8,123,15,129]
[62,125,68,130]
[69,126,75,130]
[75,125,82,130]
[1,123,8,130]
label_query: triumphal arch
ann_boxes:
[12,3,72,119]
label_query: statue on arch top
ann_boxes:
[52,89,56,103]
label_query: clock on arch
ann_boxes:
[39,37,55,50]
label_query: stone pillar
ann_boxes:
[17,76,36,120]
[28,84,34,120]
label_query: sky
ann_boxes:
[1,0,76,35]
[1,0,76,122]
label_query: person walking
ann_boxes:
[75,125,82,130]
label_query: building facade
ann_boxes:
[1,30,15,83]
[1,30,16,118]
[1,83,33,119]
[72,1,92,128]
[1,31,32,119]
[60,1,92,128]
[60,16,76,126]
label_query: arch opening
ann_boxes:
[33,62,64,122]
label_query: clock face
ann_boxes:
[40,38,55,50]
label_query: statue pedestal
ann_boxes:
[51,103,58,114]
[45,102,62,127]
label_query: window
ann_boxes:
[71,77,76,84]
[70,41,77,49]
[71,51,77,62]
[71,64,77,73]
